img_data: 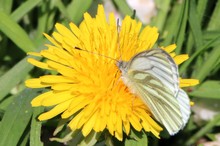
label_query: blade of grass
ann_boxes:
[186,0,208,54]
[188,0,205,78]
[0,95,14,110]
[125,130,148,146]
[189,80,220,99]
[0,11,36,52]
[203,31,220,40]
[0,57,34,100]
[192,0,220,81]
[54,0,70,21]
[161,2,183,46]
[188,0,203,50]
[35,2,50,40]
[175,0,189,54]
[202,31,220,51]
[0,0,13,14]
[0,88,41,146]
[30,107,44,146]
[180,35,220,74]
[10,0,41,22]
[113,0,133,17]
[195,47,220,81]
[19,131,30,146]
[150,0,171,31]
[67,0,93,24]
[207,0,220,31]
[186,114,220,145]
[78,131,101,146]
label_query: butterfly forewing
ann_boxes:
[118,48,190,135]
[128,49,179,96]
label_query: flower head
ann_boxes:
[25,5,199,141]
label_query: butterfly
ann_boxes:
[116,48,190,135]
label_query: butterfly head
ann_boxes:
[116,60,129,74]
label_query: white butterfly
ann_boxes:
[116,48,190,135]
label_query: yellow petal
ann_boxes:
[51,83,73,91]
[123,120,130,135]
[41,91,73,106]
[25,78,50,88]
[190,101,195,106]
[115,114,123,141]
[31,91,53,106]
[38,99,72,120]
[163,44,176,53]
[43,33,62,48]
[68,111,84,130]
[82,111,98,136]
[174,54,189,65]
[180,79,199,87]
[27,58,52,70]
[69,22,81,37]
[40,75,74,84]
[55,23,79,43]
[128,114,142,131]
[62,96,89,118]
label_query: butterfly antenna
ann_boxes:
[131,9,136,19]
[108,20,124,91]
[74,47,118,62]
[117,19,122,61]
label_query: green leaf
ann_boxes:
[195,47,220,82]
[203,31,220,40]
[186,114,220,145]
[207,0,220,31]
[30,107,44,146]
[0,88,40,146]
[0,95,14,110]
[189,80,220,99]
[125,130,148,146]
[175,0,189,54]
[113,0,133,17]
[151,0,171,31]
[188,0,203,49]
[206,133,216,141]
[78,131,101,146]
[10,0,41,22]
[0,0,13,14]
[180,35,220,74]
[19,131,30,146]
[161,1,183,46]
[54,0,70,21]
[67,0,93,24]
[0,56,35,101]
[0,11,36,53]
[35,2,52,40]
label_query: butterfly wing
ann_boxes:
[118,48,190,135]
[176,89,191,128]
[127,49,179,96]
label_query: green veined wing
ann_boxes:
[117,48,191,135]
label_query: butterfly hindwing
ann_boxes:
[129,70,183,134]
[176,89,191,128]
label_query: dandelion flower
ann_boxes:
[25,5,199,142]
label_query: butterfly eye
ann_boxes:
[116,61,120,67]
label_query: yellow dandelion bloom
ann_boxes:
[25,5,199,141]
